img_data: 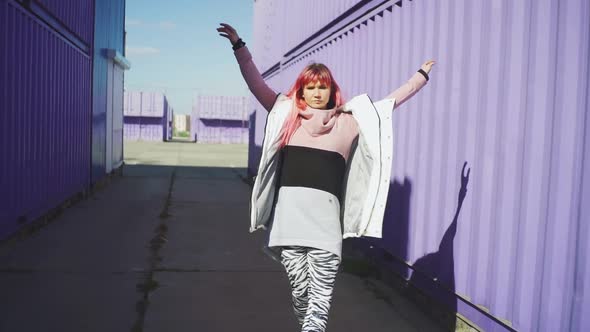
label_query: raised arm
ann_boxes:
[384,69,429,109]
[217,23,277,112]
[384,59,435,109]
[233,46,278,112]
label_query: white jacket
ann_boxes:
[250,93,396,239]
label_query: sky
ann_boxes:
[124,0,253,114]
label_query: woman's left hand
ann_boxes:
[421,60,436,74]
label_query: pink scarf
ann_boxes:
[298,106,340,137]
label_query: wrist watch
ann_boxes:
[417,68,429,81]
[232,38,246,51]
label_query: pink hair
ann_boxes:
[278,63,345,148]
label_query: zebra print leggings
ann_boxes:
[280,246,341,332]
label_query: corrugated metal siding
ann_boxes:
[91,0,124,183]
[123,119,167,142]
[193,119,249,144]
[0,1,92,239]
[36,0,94,44]
[140,91,168,117]
[250,0,590,331]
[111,65,124,168]
[190,95,249,144]
[193,95,248,120]
[124,90,142,116]
[123,117,141,141]
[253,0,367,72]
[123,91,171,142]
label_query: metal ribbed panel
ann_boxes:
[1,1,92,238]
[111,65,124,167]
[140,91,168,118]
[250,0,590,331]
[124,91,142,116]
[123,91,170,142]
[193,95,248,120]
[252,0,366,73]
[92,0,125,183]
[36,0,94,44]
[190,95,249,144]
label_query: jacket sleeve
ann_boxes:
[233,46,278,112]
[381,71,428,109]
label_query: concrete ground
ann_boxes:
[0,141,446,332]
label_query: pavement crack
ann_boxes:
[131,167,177,332]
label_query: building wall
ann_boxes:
[0,0,93,239]
[250,0,590,331]
[174,114,191,133]
[36,0,94,43]
[110,64,125,170]
[92,0,125,182]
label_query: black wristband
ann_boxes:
[232,38,246,51]
[417,69,429,81]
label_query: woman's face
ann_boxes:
[302,80,331,109]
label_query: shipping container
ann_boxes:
[124,90,142,116]
[123,117,141,141]
[250,0,590,331]
[1,0,129,240]
[123,91,172,142]
[191,94,249,144]
[193,95,248,121]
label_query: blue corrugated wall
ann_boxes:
[91,0,125,184]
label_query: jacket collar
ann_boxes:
[298,106,338,136]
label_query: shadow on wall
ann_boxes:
[407,161,470,329]
[381,176,413,279]
[345,161,471,330]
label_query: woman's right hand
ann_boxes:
[217,23,240,45]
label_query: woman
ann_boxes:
[217,23,435,331]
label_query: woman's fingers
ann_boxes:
[219,23,236,34]
[218,23,239,39]
[420,60,436,74]
[217,23,241,45]
[216,23,240,45]
[216,26,231,34]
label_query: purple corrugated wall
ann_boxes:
[36,0,94,43]
[0,1,93,239]
[249,0,590,331]
[123,91,171,141]
[191,95,249,144]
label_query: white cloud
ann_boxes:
[158,21,177,30]
[124,18,177,30]
[126,46,160,56]
[125,18,142,27]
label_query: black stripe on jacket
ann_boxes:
[278,145,346,200]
